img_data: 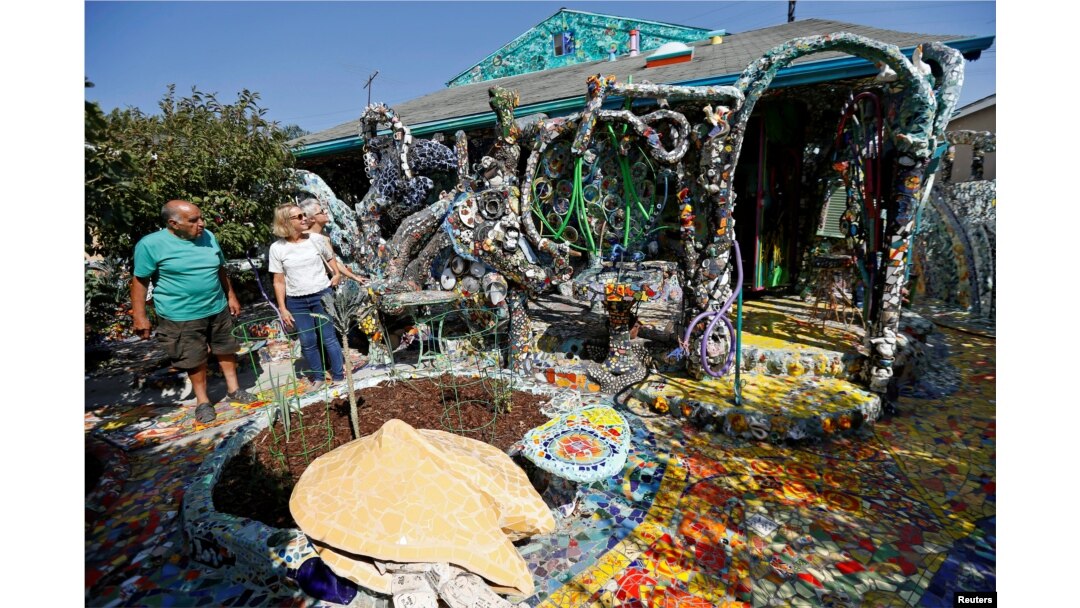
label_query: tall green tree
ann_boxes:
[85,86,297,260]
[281,124,311,140]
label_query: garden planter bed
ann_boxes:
[214,374,551,528]
[180,368,563,601]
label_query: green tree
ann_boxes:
[281,124,311,140]
[85,99,151,257]
[85,85,297,260]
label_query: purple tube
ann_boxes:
[682,241,743,377]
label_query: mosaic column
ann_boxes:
[586,296,647,393]
[506,286,533,371]
[868,157,928,392]
[864,41,967,392]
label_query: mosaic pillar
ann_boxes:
[867,156,928,392]
[506,287,533,370]
[586,297,647,392]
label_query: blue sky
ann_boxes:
[85,1,996,135]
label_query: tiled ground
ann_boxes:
[516,322,994,607]
[85,301,994,606]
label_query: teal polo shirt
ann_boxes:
[133,228,228,321]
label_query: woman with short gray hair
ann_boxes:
[299,198,367,284]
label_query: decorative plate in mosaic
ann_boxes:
[521,406,630,483]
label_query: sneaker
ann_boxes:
[194,402,217,424]
[226,389,257,404]
[308,380,326,393]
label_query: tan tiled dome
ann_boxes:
[290,418,555,595]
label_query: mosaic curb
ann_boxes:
[86,436,131,522]
[181,413,314,590]
[736,346,863,380]
[630,375,883,443]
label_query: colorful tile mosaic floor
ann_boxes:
[85,318,994,606]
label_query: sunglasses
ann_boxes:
[288,214,309,221]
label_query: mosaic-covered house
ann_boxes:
[291,16,992,302]
[445,9,711,87]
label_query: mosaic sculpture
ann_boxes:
[290,419,555,597]
[913,130,996,318]
[347,32,965,413]
[292,169,362,266]
[359,87,576,370]
[169,29,979,608]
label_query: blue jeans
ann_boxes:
[286,288,345,382]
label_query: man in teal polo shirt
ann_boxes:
[131,200,256,423]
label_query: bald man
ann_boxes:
[131,200,256,423]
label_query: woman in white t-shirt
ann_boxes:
[268,203,345,390]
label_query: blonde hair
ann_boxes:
[271,204,302,239]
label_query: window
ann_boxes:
[817,184,848,239]
[553,31,575,56]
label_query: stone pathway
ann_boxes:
[84,307,994,606]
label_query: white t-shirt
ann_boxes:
[268,233,334,296]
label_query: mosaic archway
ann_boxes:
[913,130,996,318]
[685,35,965,393]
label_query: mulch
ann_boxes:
[213,374,551,528]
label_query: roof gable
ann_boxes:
[446,8,710,87]
[952,94,995,120]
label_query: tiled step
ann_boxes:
[627,372,883,443]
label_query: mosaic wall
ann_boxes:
[448,10,709,87]
[913,131,996,319]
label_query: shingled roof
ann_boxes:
[292,18,990,155]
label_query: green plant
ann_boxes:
[85,258,145,341]
[85,86,296,261]
[319,284,369,439]
[265,371,304,443]
[264,362,334,472]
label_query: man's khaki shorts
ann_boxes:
[156,308,240,370]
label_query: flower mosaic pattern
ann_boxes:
[521,406,630,482]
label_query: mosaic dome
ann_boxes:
[290,419,555,595]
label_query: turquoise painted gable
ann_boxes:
[447,9,710,87]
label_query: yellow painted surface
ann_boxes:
[633,372,877,418]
